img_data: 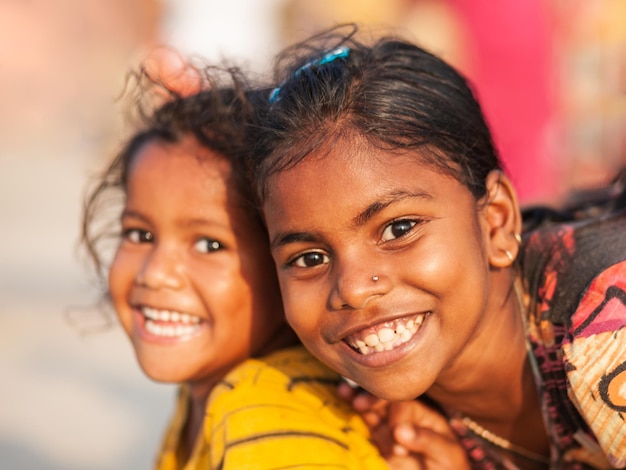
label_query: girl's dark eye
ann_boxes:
[194,238,223,254]
[291,251,329,268]
[124,228,154,244]
[381,219,417,242]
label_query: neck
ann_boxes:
[180,386,209,464]
[430,279,530,418]
[427,277,550,464]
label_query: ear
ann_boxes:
[480,170,522,268]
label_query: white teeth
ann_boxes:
[377,327,395,343]
[145,319,200,337]
[140,307,202,334]
[347,313,428,355]
[364,334,380,347]
[400,329,413,342]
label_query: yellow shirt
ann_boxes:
[155,346,388,469]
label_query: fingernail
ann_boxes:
[393,444,409,456]
[395,424,416,440]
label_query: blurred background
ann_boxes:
[1,1,624,468]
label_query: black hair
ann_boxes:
[81,60,262,285]
[251,24,501,204]
[522,168,626,232]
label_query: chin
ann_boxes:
[354,375,426,402]
[138,361,189,384]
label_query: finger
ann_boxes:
[143,46,203,97]
[393,425,469,469]
[361,409,382,428]
[352,391,387,413]
[392,444,409,457]
[337,381,358,401]
[388,400,456,438]
[386,453,424,470]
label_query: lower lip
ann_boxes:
[340,314,429,369]
[132,310,205,345]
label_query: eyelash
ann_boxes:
[284,218,423,270]
[122,228,153,244]
[121,229,224,253]
[288,251,330,269]
[380,218,419,242]
[194,238,224,254]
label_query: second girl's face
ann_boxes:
[109,138,287,393]
[263,139,498,401]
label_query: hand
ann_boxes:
[142,46,203,97]
[338,382,470,470]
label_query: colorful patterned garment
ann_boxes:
[154,345,389,470]
[451,210,626,469]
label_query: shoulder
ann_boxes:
[520,211,626,325]
[210,345,341,402]
[563,254,626,467]
[204,346,387,469]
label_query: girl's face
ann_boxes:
[109,138,288,393]
[263,139,507,401]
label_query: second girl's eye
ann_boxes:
[291,251,329,268]
[124,228,154,244]
[194,238,223,254]
[381,219,417,242]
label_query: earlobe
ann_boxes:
[481,170,522,268]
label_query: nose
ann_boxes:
[135,244,185,290]
[328,254,391,310]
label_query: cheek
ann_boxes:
[108,251,136,307]
[279,282,319,337]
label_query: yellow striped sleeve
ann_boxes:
[206,346,388,470]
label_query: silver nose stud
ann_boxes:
[372,275,379,282]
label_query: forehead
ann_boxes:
[125,137,254,220]
[127,138,234,197]
[262,136,471,229]
[266,136,439,199]
[130,137,229,177]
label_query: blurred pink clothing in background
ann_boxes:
[447,0,560,204]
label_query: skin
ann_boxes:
[108,137,296,453]
[337,385,470,470]
[263,135,549,465]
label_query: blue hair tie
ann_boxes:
[269,46,350,104]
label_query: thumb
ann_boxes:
[394,423,420,452]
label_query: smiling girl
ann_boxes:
[81,60,392,469]
[250,26,626,469]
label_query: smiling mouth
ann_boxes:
[141,306,202,338]
[344,313,429,355]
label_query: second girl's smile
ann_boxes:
[264,134,498,401]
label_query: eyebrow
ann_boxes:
[120,209,149,223]
[121,210,227,230]
[270,189,432,249]
[271,231,319,250]
[351,189,432,227]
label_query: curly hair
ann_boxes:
[81,59,263,286]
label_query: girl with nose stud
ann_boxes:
[251,26,626,469]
